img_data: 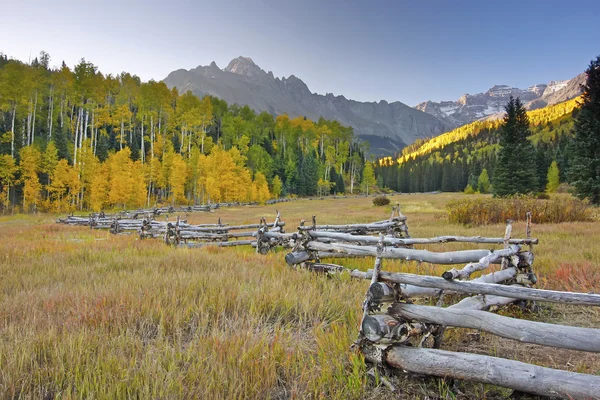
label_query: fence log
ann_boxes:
[352,269,600,306]
[389,303,600,352]
[381,346,600,399]
[441,245,521,280]
[308,231,538,246]
[306,242,495,264]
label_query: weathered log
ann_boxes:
[307,231,538,245]
[389,303,600,352]
[450,292,518,310]
[297,221,403,231]
[306,241,495,264]
[361,314,410,343]
[441,245,521,280]
[359,235,385,339]
[285,251,312,265]
[353,269,600,306]
[179,240,255,248]
[371,266,521,299]
[380,346,600,399]
[369,282,397,303]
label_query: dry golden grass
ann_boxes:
[1,193,599,399]
[447,194,593,226]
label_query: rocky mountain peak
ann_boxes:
[224,56,265,78]
[415,74,583,129]
[163,57,450,156]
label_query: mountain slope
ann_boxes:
[163,57,450,156]
[377,98,581,194]
[415,73,585,128]
[388,96,581,166]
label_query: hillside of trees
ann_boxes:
[375,97,582,193]
[0,52,371,213]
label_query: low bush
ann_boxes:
[447,195,593,225]
[372,196,390,206]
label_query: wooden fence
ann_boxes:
[285,212,600,399]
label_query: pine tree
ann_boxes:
[493,97,538,196]
[546,160,560,193]
[568,56,600,203]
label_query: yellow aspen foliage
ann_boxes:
[107,148,134,208]
[89,163,109,211]
[76,140,99,208]
[42,141,59,177]
[19,146,42,212]
[271,175,282,198]
[253,172,270,203]
[0,155,18,210]
[129,161,148,208]
[170,153,188,204]
[48,159,80,212]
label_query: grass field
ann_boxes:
[1,193,600,399]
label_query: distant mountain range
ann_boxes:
[414,74,585,128]
[163,57,449,156]
[163,56,584,155]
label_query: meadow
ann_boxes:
[1,193,600,399]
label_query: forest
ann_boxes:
[375,97,581,194]
[0,52,369,213]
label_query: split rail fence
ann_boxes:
[56,200,600,397]
[285,211,600,399]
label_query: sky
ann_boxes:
[1,0,599,105]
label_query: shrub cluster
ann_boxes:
[447,196,593,225]
[372,196,391,206]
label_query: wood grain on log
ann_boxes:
[383,346,600,399]
[389,303,600,352]
[306,241,495,264]
[353,269,600,306]
[441,245,520,280]
[308,231,538,245]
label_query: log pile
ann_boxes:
[285,213,600,399]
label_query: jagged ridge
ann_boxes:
[163,56,450,156]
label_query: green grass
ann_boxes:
[1,193,600,399]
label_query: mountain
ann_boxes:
[163,57,450,156]
[415,73,585,128]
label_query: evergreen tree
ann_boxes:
[493,96,538,196]
[568,56,600,203]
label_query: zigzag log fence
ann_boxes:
[285,212,600,399]
[56,201,600,397]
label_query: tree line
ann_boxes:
[0,52,376,213]
[377,55,600,204]
[375,95,581,196]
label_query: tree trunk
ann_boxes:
[141,114,145,163]
[10,104,16,158]
[73,108,80,164]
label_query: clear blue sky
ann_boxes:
[1,0,599,105]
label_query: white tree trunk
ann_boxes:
[10,104,16,158]
[31,91,38,144]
